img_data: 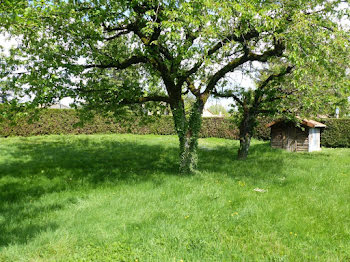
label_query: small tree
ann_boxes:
[208,104,229,117]
[1,0,349,171]
[215,60,349,159]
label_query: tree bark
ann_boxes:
[237,111,256,160]
[171,99,204,173]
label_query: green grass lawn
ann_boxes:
[0,134,350,261]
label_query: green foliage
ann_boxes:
[208,104,229,117]
[254,117,273,141]
[320,118,350,148]
[1,134,350,261]
[183,95,196,115]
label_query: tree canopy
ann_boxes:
[1,0,349,171]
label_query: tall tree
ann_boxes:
[1,0,349,171]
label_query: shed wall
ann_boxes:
[295,128,309,152]
[308,128,321,152]
[270,123,309,152]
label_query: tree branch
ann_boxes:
[254,65,294,107]
[102,22,129,33]
[77,87,170,104]
[103,30,130,41]
[258,66,294,91]
[202,39,286,98]
[121,95,170,104]
[82,55,148,70]
[185,79,200,97]
[248,38,285,62]
[261,88,298,104]
[117,13,175,93]
[202,53,250,99]
[212,90,244,107]
[208,29,260,56]
[176,29,260,89]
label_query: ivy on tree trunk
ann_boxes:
[237,111,257,160]
[172,99,204,173]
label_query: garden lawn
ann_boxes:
[0,134,350,261]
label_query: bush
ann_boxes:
[320,118,350,148]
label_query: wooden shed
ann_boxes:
[266,119,326,152]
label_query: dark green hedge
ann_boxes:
[0,109,239,139]
[320,118,350,148]
[0,110,349,148]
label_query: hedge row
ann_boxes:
[320,118,350,148]
[0,109,240,139]
[0,110,349,148]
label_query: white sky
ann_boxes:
[0,33,18,54]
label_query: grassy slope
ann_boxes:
[0,134,349,261]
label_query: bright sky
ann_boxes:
[0,33,18,54]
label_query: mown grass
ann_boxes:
[0,134,349,261]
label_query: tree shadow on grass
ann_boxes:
[199,141,333,187]
[0,138,289,204]
[1,137,180,198]
[0,202,63,248]
[0,136,301,247]
[198,142,289,182]
[0,136,181,247]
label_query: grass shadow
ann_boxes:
[0,135,317,247]
[0,203,61,247]
[0,135,181,247]
[0,137,286,205]
[0,137,181,201]
[198,141,288,182]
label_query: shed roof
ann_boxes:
[266,118,326,128]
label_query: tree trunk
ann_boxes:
[238,134,252,160]
[237,111,256,160]
[172,99,204,173]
